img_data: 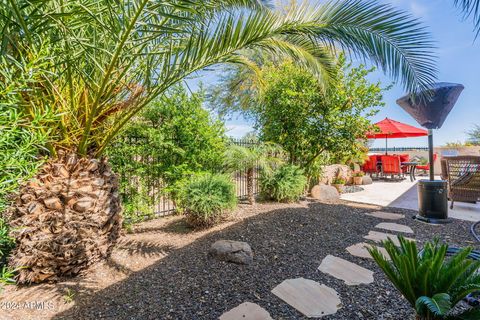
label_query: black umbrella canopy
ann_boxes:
[396,82,464,129]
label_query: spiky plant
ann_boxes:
[1,0,437,283]
[223,143,284,204]
[368,237,480,320]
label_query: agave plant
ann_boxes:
[1,0,437,283]
[368,237,480,320]
[223,143,284,204]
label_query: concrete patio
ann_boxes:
[341,177,480,221]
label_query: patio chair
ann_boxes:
[362,155,380,177]
[444,156,480,209]
[398,154,410,174]
[417,153,438,174]
[380,155,403,179]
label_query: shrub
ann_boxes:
[178,173,237,228]
[260,165,307,202]
[368,237,480,320]
[352,171,365,177]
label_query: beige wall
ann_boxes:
[369,146,480,174]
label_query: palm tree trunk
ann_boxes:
[5,151,122,284]
[246,167,255,205]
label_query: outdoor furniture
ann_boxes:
[443,156,480,209]
[401,162,419,182]
[365,118,428,153]
[363,155,381,176]
[417,153,438,174]
[380,155,403,179]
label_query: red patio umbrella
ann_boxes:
[366,118,428,153]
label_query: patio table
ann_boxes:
[376,161,418,182]
[401,162,418,182]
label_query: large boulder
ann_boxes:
[362,176,373,185]
[320,164,353,185]
[311,184,340,203]
[209,240,253,265]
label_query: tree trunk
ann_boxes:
[5,151,122,284]
[246,167,255,205]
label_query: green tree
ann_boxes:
[223,143,284,204]
[108,85,227,220]
[212,57,386,182]
[1,0,437,283]
[467,125,480,145]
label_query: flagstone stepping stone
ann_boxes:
[375,222,414,234]
[318,255,374,285]
[346,242,390,261]
[365,211,404,220]
[364,231,415,246]
[271,278,341,318]
[219,302,273,320]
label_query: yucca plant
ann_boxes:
[223,143,284,204]
[368,237,480,320]
[1,0,437,283]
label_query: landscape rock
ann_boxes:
[310,184,340,203]
[320,164,353,184]
[209,240,253,265]
[362,176,373,185]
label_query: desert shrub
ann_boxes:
[178,173,237,228]
[260,165,307,202]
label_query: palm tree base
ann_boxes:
[5,151,122,284]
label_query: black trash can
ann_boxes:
[416,179,450,224]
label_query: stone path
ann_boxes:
[220,210,415,319]
[271,278,342,318]
[364,230,415,246]
[365,211,405,220]
[219,302,273,320]
[318,255,374,285]
[375,222,414,234]
[346,242,390,261]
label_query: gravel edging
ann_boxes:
[2,200,479,320]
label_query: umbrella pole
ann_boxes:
[428,129,434,181]
[385,136,388,155]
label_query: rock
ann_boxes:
[320,164,353,184]
[362,176,373,185]
[209,240,253,265]
[310,184,340,203]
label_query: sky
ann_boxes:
[190,0,480,148]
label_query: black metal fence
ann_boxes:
[369,147,429,152]
[116,137,261,218]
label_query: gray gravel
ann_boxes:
[54,200,479,320]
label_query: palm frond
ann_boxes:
[415,293,452,316]
[454,0,480,38]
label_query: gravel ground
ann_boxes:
[2,200,479,320]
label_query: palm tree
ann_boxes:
[223,143,283,204]
[1,0,437,283]
[454,0,480,37]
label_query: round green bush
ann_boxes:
[178,173,237,228]
[260,165,307,202]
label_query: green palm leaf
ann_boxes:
[416,293,452,316]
